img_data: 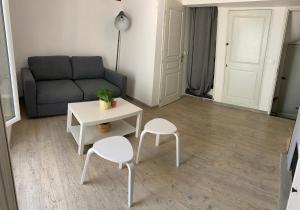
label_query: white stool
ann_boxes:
[136,118,180,167]
[80,136,135,208]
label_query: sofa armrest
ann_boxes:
[21,68,37,117]
[104,68,127,97]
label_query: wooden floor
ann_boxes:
[10,96,293,210]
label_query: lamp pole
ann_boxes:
[115,30,121,72]
[114,11,130,73]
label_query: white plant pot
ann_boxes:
[99,100,111,111]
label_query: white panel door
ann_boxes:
[160,0,184,106]
[223,10,271,108]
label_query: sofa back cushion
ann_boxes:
[71,56,104,80]
[28,56,72,81]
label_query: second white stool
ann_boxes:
[136,118,180,167]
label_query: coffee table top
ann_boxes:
[68,98,142,126]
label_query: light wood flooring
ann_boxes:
[10,96,293,210]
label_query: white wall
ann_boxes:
[9,0,162,106]
[9,0,122,94]
[152,0,166,106]
[119,0,160,106]
[213,7,288,113]
[260,7,288,112]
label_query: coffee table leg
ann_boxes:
[67,107,72,133]
[136,112,142,138]
[78,125,85,155]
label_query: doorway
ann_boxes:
[272,10,300,120]
[185,7,218,100]
[159,5,219,107]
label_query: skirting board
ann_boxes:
[213,101,269,115]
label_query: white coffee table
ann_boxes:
[67,98,143,155]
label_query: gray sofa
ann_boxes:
[22,56,127,118]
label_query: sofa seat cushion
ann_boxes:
[75,79,121,101]
[28,56,72,81]
[37,80,83,104]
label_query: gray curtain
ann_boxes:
[187,7,218,97]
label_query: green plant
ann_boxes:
[96,88,112,103]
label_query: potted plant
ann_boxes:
[96,88,112,111]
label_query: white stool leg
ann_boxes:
[174,133,180,168]
[80,148,95,184]
[126,162,135,208]
[155,134,160,146]
[136,130,147,164]
[119,163,123,169]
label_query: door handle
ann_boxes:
[180,55,184,63]
[292,187,298,193]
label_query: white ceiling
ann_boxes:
[182,0,300,7]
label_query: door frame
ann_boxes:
[0,99,18,210]
[270,7,300,115]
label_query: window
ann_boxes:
[0,0,20,126]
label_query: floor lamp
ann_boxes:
[114,11,130,72]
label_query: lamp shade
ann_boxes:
[114,11,130,31]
